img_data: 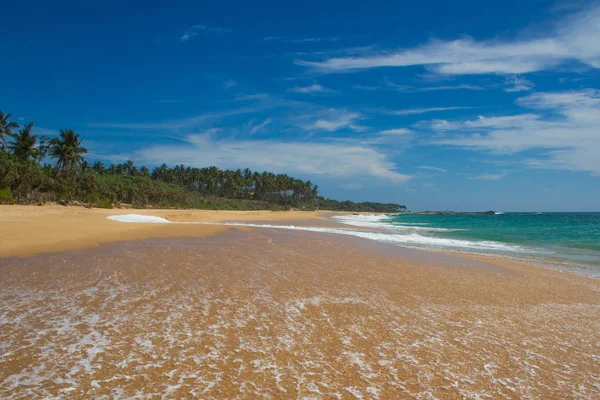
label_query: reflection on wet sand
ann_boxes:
[1,229,599,398]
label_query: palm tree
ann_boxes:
[80,160,91,173]
[92,161,106,174]
[152,163,168,181]
[139,166,150,177]
[124,160,137,176]
[0,111,19,151]
[35,136,51,163]
[49,129,88,175]
[9,122,38,160]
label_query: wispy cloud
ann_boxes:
[301,109,365,132]
[222,79,237,89]
[351,84,382,91]
[352,79,484,93]
[428,89,600,175]
[468,172,507,180]
[288,84,335,94]
[92,94,369,141]
[417,113,541,132]
[393,107,472,116]
[108,133,411,183]
[249,118,272,134]
[378,128,412,135]
[262,36,338,43]
[383,78,485,92]
[418,165,448,173]
[297,4,600,75]
[181,24,231,41]
[504,76,534,92]
[89,107,263,131]
[31,126,58,137]
[414,84,485,92]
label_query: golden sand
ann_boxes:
[0,205,327,257]
[0,207,599,398]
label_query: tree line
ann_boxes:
[0,110,406,212]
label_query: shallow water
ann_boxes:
[1,229,598,399]
[333,213,600,277]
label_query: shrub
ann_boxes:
[87,192,113,209]
[0,189,16,204]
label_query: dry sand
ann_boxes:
[0,204,328,257]
[0,206,599,398]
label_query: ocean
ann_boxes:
[334,212,600,277]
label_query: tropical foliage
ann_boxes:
[9,122,38,160]
[0,110,406,212]
[49,129,88,176]
[0,111,19,151]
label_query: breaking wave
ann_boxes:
[108,214,526,253]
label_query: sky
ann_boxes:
[2,0,600,211]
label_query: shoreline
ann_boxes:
[1,204,598,280]
[0,204,334,258]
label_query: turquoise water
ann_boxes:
[335,213,600,277]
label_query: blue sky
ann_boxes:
[2,0,600,211]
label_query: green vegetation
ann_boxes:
[0,110,406,212]
[0,188,15,205]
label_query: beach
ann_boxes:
[0,205,328,258]
[1,206,599,398]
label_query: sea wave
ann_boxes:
[108,214,524,253]
[107,214,171,223]
[331,214,391,228]
[332,214,459,232]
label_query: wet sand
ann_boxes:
[1,227,598,399]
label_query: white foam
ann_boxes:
[107,214,525,253]
[107,214,171,223]
[332,214,391,228]
[332,214,458,232]
[206,222,520,252]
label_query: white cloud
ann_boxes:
[181,25,230,41]
[89,107,262,131]
[504,76,534,92]
[468,173,507,180]
[115,133,411,183]
[303,109,364,132]
[429,89,600,174]
[393,107,471,116]
[288,84,335,94]
[418,166,448,173]
[92,94,368,139]
[414,84,484,92]
[419,113,542,132]
[463,114,541,129]
[297,4,600,75]
[249,118,272,134]
[383,78,484,92]
[378,128,412,135]
[262,36,338,43]
[413,119,462,131]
